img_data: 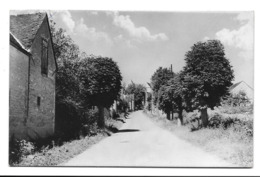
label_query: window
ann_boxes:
[41,38,48,76]
[37,96,41,107]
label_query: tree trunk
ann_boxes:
[97,105,105,128]
[178,109,183,126]
[200,108,209,127]
[166,111,170,120]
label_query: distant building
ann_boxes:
[229,81,254,103]
[144,82,152,109]
[10,13,57,140]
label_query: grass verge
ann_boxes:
[144,111,253,167]
[12,114,126,166]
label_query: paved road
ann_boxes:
[61,111,235,167]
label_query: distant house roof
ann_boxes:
[146,82,152,93]
[229,81,242,91]
[229,81,253,91]
[10,13,47,50]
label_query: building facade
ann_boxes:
[229,81,254,103]
[10,13,57,140]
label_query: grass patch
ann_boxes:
[144,110,253,167]
[11,114,127,166]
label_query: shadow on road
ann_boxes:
[116,129,140,133]
[116,118,126,123]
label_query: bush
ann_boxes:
[207,112,253,136]
[81,108,99,125]
[117,98,129,113]
[223,90,250,107]
[55,99,82,140]
[183,109,253,136]
[56,101,102,140]
[219,104,253,114]
[111,109,120,119]
[9,136,36,165]
[79,108,99,137]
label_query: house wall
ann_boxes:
[27,16,56,139]
[9,45,29,139]
[231,82,254,102]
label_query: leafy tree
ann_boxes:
[50,20,84,138]
[158,85,173,120]
[151,67,174,105]
[50,20,81,104]
[78,56,122,128]
[168,73,185,125]
[126,83,146,110]
[117,98,129,113]
[157,72,185,123]
[182,40,234,127]
[146,92,152,111]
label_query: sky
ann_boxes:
[11,10,254,87]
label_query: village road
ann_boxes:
[61,110,234,167]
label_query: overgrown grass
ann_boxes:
[144,107,253,167]
[10,114,127,166]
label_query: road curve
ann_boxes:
[61,110,235,167]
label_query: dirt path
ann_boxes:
[61,111,235,167]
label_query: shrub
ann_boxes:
[184,109,253,136]
[79,108,99,137]
[117,98,129,113]
[55,99,82,140]
[184,111,201,131]
[223,90,250,107]
[111,108,120,119]
[9,136,36,165]
[219,104,253,114]
[207,112,253,137]
[81,108,99,125]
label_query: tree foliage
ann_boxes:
[182,40,234,126]
[78,56,122,108]
[117,98,129,113]
[78,56,122,127]
[50,20,123,131]
[158,84,172,119]
[50,20,81,105]
[157,72,185,123]
[151,67,174,104]
[168,73,185,124]
[126,83,146,110]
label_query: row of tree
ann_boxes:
[150,40,234,127]
[50,20,122,137]
[124,82,146,110]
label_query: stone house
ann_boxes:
[9,13,57,140]
[229,81,254,103]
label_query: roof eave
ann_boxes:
[10,32,31,56]
[45,14,58,71]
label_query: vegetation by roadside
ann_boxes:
[8,18,129,167]
[10,113,127,166]
[144,105,253,167]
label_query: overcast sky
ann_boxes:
[12,10,254,87]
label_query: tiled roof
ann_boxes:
[10,13,46,50]
[229,81,253,91]
[10,32,30,54]
[10,33,23,49]
[229,81,242,91]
